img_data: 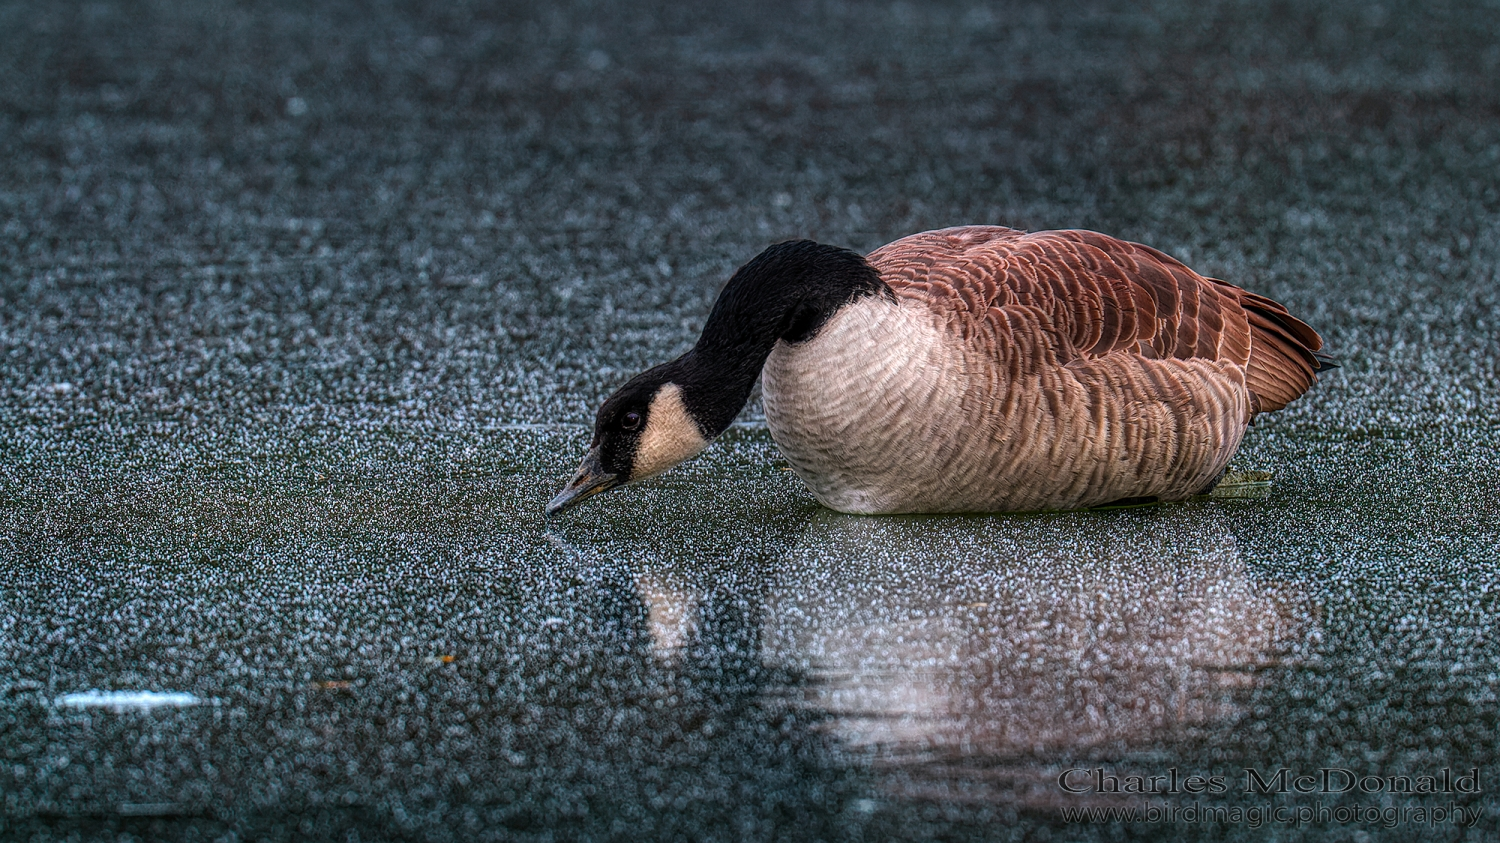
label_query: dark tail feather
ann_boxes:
[1312,350,1339,371]
[1238,298,1327,414]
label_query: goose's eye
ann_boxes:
[621,411,642,431]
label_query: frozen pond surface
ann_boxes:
[2,1,1498,840]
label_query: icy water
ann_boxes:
[3,0,1499,840]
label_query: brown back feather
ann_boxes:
[867,226,1326,415]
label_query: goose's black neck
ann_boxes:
[672,239,891,438]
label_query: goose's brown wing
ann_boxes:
[867,226,1327,413]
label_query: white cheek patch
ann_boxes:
[631,383,709,481]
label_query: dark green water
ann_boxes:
[2,421,1496,840]
[2,0,1498,839]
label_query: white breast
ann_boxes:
[762,297,967,513]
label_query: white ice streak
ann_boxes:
[54,690,206,711]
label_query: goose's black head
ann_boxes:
[547,239,888,516]
[546,359,711,515]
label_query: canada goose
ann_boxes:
[547,226,1332,515]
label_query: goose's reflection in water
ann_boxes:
[632,506,1315,806]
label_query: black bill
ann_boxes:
[545,448,621,515]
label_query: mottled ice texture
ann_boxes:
[1,1,1497,840]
